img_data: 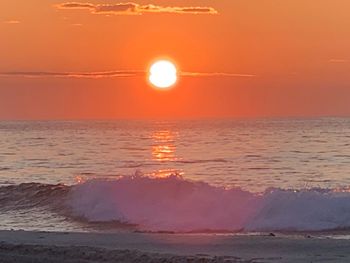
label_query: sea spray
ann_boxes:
[2,175,350,232]
[68,174,259,231]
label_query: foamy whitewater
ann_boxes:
[0,118,350,233]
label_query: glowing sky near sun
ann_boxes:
[0,0,350,119]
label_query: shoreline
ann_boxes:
[1,230,350,262]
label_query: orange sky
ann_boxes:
[1,0,350,120]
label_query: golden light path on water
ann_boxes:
[150,129,184,179]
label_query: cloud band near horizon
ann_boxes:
[55,2,218,15]
[0,71,255,79]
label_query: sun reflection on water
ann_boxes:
[149,169,184,179]
[152,130,178,162]
[150,129,183,178]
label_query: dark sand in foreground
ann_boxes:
[0,230,349,262]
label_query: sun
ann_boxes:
[148,60,178,89]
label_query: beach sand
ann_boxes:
[0,230,349,262]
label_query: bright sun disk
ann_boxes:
[149,60,177,89]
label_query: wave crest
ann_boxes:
[0,183,69,210]
[2,176,350,232]
[68,175,257,231]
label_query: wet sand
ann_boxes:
[0,230,349,262]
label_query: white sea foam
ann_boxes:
[247,189,350,231]
[67,175,350,232]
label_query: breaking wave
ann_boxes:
[2,175,350,232]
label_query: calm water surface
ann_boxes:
[0,118,349,192]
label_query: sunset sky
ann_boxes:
[1,0,350,120]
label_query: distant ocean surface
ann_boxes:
[1,118,350,233]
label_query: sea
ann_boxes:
[1,118,350,233]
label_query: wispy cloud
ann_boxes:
[181,72,256,78]
[3,20,20,24]
[55,2,218,15]
[0,71,143,79]
[0,70,255,79]
[329,59,349,63]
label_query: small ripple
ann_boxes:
[247,167,270,170]
[120,147,147,151]
[24,158,49,162]
[176,159,228,164]
[334,155,350,158]
[245,155,261,158]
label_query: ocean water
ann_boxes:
[1,118,350,233]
